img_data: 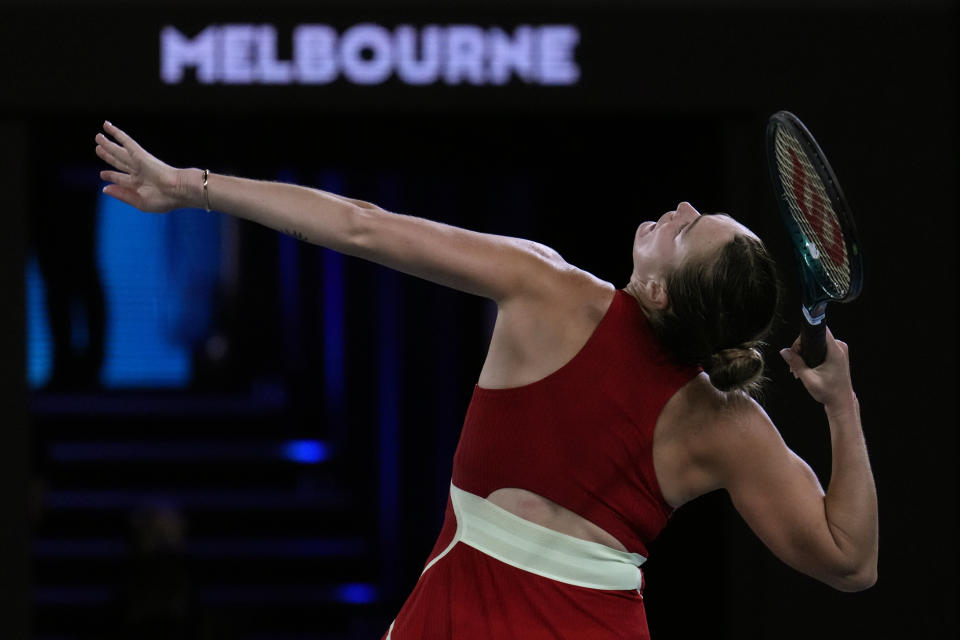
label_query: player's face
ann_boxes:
[631,202,756,281]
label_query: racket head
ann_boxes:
[765,111,864,317]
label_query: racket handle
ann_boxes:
[800,320,827,368]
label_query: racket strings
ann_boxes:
[773,127,851,296]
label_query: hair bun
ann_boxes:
[705,345,765,393]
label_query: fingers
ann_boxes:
[95,141,132,173]
[95,132,129,162]
[100,169,133,186]
[781,333,804,377]
[95,130,134,171]
[103,120,137,149]
[779,347,803,378]
[781,327,851,380]
[823,327,850,360]
[101,184,141,209]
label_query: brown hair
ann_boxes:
[645,234,781,395]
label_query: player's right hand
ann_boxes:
[779,327,856,413]
[95,121,182,214]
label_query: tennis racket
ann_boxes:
[765,110,864,368]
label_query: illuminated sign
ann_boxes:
[161,23,580,87]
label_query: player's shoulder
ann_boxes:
[510,246,614,313]
[657,370,784,505]
[673,374,778,455]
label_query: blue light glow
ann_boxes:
[26,256,53,387]
[28,192,221,389]
[282,440,329,464]
[95,196,191,386]
[335,582,378,605]
[49,439,329,463]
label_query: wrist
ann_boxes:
[825,391,859,420]
[174,168,206,209]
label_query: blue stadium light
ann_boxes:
[28,193,221,389]
[334,583,378,605]
[282,440,329,464]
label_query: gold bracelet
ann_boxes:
[202,168,212,212]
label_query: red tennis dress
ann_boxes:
[383,289,700,639]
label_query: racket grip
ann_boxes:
[800,320,827,368]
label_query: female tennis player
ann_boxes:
[95,120,878,639]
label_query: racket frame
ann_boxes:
[765,110,864,366]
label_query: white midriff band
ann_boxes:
[422,482,647,591]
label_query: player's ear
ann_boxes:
[639,277,669,310]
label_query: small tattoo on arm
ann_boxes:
[282,228,309,242]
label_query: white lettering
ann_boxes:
[221,24,258,84]
[293,25,338,84]
[256,25,293,84]
[487,26,533,85]
[160,25,217,84]
[160,23,581,87]
[340,23,393,85]
[538,25,580,85]
[394,24,441,85]
[444,25,486,85]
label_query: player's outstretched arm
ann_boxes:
[95,121,567,303]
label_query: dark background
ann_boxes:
[1,1,956,638]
